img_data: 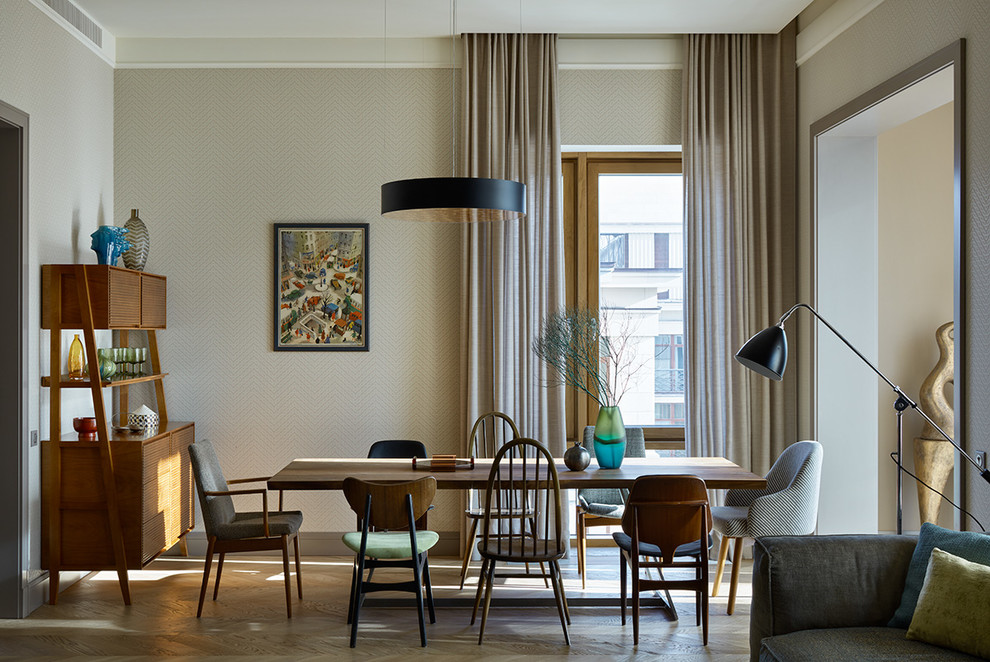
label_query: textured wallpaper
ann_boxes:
[559,69,682,146]
[797,0,990,527]
[1,0,115,593]
[114,68,463,534]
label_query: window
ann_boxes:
[562,153,684,449]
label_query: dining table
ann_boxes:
[267,454,765,611]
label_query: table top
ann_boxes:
[267,456,766,491]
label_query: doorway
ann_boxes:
[0,99,29,617]
[812,41,964,534]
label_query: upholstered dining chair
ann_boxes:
[367,439,428,459]
[615,474,712,645]
[471,438,570,645]
[711,440,823,615]
[343,476,438,648]
[576,425,646,589]
[189,438,303,618]
[458,411,548,589]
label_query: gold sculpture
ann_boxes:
[913,321,954,525]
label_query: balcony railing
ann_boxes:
[655,368,685,394]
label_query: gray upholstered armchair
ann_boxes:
[711,440,822,614]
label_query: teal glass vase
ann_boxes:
[593,405,626,469]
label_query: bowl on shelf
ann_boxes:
[72,416,98,440]
[127,406,159,432]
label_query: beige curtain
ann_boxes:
[683,25,798,475]
[459,33,565,454]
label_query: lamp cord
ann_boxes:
[889,451,985,532]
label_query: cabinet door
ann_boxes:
[141,274,167,328]
[171,425,196,536]
[141,435,171,564]
[108,268,141,327]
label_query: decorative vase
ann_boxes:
[97,349,117,380]
[67,333,85,379]
[122,209,150,271]
[563,440,591,471]
[914,321,954,525]
[593,405,626,469]
[90,225,130,266]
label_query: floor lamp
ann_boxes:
[735,303,990,534]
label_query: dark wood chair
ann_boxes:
[342,476,438,648]
[614,474,711,645]
[471,438,569,645]
[367,439,428,458]
[459,411,546,589]
[188,438,303,618]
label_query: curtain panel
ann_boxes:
[459,33,565,454]
[683,25,798,475]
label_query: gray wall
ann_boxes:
[0,0,115,609]
[797,0,990,524]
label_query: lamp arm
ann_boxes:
[781,303,990,483]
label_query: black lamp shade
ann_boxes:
[381,177,526,222]
[735,325,788,381]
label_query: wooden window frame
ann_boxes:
[562,152,684,450]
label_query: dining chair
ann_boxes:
[471,437,569,645]
[615,474,711,645]
[367,439,428,459]
[710,440,822,615]
[188,438,303,618]
[342,476,439,648]
[458,411,547,589]
[575,425,646,589]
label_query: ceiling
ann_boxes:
[73,0,816,39]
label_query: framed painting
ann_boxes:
[274,222,368,351]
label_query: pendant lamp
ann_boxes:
[379,1,527,222]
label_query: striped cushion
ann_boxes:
[711,506,750,538]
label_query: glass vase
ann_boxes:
[67,334,85,379]
[593,405,626,469]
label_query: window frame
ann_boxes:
[561,151,684,450]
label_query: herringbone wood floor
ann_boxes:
[0,548,753,660]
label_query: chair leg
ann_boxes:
[412,551,427,647]
[553,560,570,624]
[702,566,710,645]
[459,517,479,590]
[548,561,570,645]
[631,557,640,646]
[350,553,366,648]
[212,552,225,601]
[346,557,358,625]
[712,535,730,597]
[470,557,489,625]
[196,536,216,618]
[695,563,702,626]
[281,534,292,618]
[577,511,587,590]
[294,534,303,599]
[477,558,497,645]
[619,551,627,625]
[423,555,436,624]
[727,537,744,616]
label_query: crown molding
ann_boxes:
[797,0,886,67]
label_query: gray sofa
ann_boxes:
[750,535,982,661]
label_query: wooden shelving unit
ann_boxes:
[41,264,194,606]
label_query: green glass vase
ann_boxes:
[593,405,626,469]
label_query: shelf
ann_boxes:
[44,420,193,446]
[41,372,169,388]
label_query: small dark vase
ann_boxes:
[563,440,591,471]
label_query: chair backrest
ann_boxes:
[481,438,563,559]
[469,411,520,459]
[188,438,236,535]
[582,425,646,459]
[621,475,711,564]
[367,439,428,459]
[343,476,437,531]
[726,440,822,504]
[579,426,646,506]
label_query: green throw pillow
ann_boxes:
[906,548,990,658]
[889,522,990,628]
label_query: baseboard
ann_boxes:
[167,530,461,558]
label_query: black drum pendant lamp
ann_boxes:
[379,0,527,222]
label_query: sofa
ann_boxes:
[750,534,983,661]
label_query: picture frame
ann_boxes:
[274,222,368,351]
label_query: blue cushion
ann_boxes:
[888,523,990,628]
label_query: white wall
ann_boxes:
[877,102,955,532]
[816,136,879,534]
[0,0,115,611]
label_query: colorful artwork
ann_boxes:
[274,223,368,351]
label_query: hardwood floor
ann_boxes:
[1,548,753,659]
